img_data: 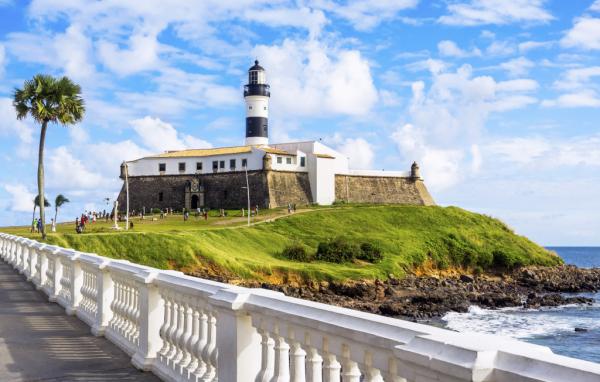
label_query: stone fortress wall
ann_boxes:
[117,170,434,212]
[334,174,435,206]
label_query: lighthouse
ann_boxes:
[244,60,270,146]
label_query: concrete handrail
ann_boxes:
[1,232,599,382]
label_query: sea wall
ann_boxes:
[334,174,435,205]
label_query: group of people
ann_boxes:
[287,203,297,214]
[30,217,56,233]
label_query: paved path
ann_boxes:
[0,261,160,382]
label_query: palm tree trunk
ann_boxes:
[54,206,58,225]
[38,121,48,239]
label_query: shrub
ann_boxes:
[280,243,312,262]
[151,208,162,214]
[315,237,360,263]
[357,242,383,263]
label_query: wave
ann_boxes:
[442,303,600,339]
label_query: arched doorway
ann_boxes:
[191,195,199,209]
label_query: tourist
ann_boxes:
[31,218,36,233]
[204,211,208,221]
[288,203,292,214]
[51,218,56,233]
[36,218,43,234]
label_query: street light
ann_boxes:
[124,162,130,230]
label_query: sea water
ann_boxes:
[441,247,600,363]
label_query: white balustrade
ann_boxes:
[1,232,600,382]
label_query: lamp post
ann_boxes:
[124,162,130,230]
[243,163,251,227]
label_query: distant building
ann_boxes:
[118,61,434,211]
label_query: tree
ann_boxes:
[32,195,51,222]
[54,194,70,224]
[14,75,85,238]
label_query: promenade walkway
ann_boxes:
[0,261,159,382]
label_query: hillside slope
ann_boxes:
[7,205,562,283]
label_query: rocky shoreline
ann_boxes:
[254,265,600,320]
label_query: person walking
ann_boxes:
[51,218,56,233]
[31,218,36,233]
[36,218,43,234]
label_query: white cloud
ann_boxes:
[6,26,96,81]
[437,40,481,57]
[243,7,327,38]
[486,41,516,56]
[541,90,600,108]
[439,0,553,26]
[0,98,34,158]
[561,17,600,50]
[3,184,35,213]
[98,32,161,76]
[312,0,419,30]
[518,40,553,52]
[336,137,374,169]
[500,57,535,77]
[47,146,105,189]
[553,66,600,90]
[129,116,212,153]
[591,0,600,12]
[390,65,539,190]
[254,38,378,117]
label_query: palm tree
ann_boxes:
[32,195,51,222]
[54,194,70,224]
[14,75,85,238]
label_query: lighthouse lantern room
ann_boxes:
[244,60,270,146]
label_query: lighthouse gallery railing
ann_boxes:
[1,232,599,382]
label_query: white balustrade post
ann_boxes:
[132,270,162,371]
[49,254,63,302]
[92,262,114,336]
[209,288,263,382]
[27,244,38,282]
[67,254,83,315]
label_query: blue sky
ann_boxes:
[0,0,599,245]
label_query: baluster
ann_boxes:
[306,347,323,382]
[200,311,217,382]
[185,302,201,376]
[133,286,141,343]
[179,296,194,372]
[257,329,275,382]
[341,345,361,382]
[290,342,306,382]
[172,297,186,367]
[159,293,172,359]
[323,354,341,382]
[273,331,290,382]
[385,358,408,382]
[166,299,180,364]
[191,308,209,379]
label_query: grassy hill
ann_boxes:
[2,205,562,283]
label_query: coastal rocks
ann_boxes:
[524,293,594,309]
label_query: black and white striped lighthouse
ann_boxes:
[244,60,270,146]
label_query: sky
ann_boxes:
[0,0,599,246]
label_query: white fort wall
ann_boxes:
[1,232,599,382]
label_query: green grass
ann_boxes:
[2,205,562,283]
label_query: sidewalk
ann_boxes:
[0,261,159,381]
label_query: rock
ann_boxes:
[460,274,474,283]
[574,327,588,332]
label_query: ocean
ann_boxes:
[441,247,600,363]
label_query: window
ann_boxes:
[277,156,282,164]
[223,190,228,198]
[158,163,166,172]
[242,158,247,168]
[249,71,258,84]
[212,161,218,170]
[286,157,292,165]
[248,106,253,110]
[264,106,267,110]
[219,160,225,169]
[196,162,202,171]
[230,159,236,169]
[300,157,306,167]
[179,162,186,172]
[158,192,164,202]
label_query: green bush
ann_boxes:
[357,242,383,263]
[315,237,360,263]
[151,208,162,214]
[280,243,312,262]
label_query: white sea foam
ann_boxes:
[442,304,600,339]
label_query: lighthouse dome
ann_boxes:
[249,60,265,71]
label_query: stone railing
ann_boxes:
[1,232,599,382]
